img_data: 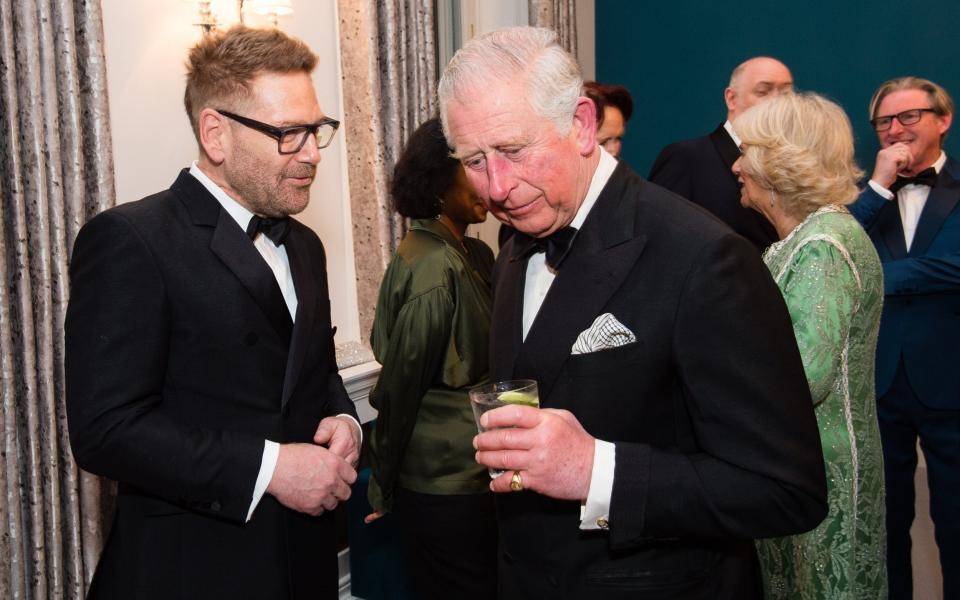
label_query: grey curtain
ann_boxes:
[529,0,578,55]
[0,0,115,598]
[337,0,437,340]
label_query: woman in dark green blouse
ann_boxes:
[365,118,497,599]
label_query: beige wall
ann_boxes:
[101,0,361,345]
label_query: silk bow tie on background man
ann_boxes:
[888,166,937,193]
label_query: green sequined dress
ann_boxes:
[757,205,887,599]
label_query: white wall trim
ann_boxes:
[341,359,380,424]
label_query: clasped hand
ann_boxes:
[473,405,595,501]
[267,416,361,516]
[873,142,915,189]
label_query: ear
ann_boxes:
[724,87,737,114]
[572,96,597,156]
[937,112,953,139]
[198,108,228,165]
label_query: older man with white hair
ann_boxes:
[440,27,826,599]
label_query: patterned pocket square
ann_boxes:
[571,313,637,355]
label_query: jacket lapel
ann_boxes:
[909,161,960,256]
[173,170,294,345]
[490,238,527,383]
[709,123,741,174]
[513,166,647,402]
[874,201,909,259]
[280,225,318,409]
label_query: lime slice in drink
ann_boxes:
[497,390,539,407]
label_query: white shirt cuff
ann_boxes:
[868,179,895,200]
[246,440,280,522]
[579,439,615,530]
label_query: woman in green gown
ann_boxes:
[364,118,497,599]
[732,93,887,599]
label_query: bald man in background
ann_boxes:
[649,56,793,251]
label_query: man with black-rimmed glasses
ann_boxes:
[65,25,360,599]
[850,76,959,599]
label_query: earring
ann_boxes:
[769,190,777,208]
[435,196,444,220]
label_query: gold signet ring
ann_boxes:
[510,470,524,492]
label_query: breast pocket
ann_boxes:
[561,341,650,433]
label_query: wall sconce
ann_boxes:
[184,0,220,35]
[247,0,293,27]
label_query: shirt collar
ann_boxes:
[189,160,255,232]
[570,146,619,230]
[932,151,947,174]
[723,120,742,149]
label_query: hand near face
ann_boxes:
[873,142,914,189]
[474,405,595,500]
[267,443,357,516]
[314,415,361,468]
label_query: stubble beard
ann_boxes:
[227,153,314,218]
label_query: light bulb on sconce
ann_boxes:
[184,0,220,35]
[246,0,293,28]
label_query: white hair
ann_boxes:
[437,27,583,140]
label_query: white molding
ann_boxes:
[340,359,380,424]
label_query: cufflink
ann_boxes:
[596,518,609,530]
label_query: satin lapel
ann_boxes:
[206,207,293,345]
[875,201,908,259]
[279,226,318,409]
[709,124,741,174]
[515,167,647,402]
[490,241,526,383]
[909,167,960,256]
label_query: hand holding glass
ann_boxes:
[469,380,540,477]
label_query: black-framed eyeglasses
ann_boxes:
[217,109,340,154]
[871,108,937,132]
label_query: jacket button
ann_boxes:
[244,332,258,346]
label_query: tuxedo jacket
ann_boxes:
[648,124,778,251]
[491,163,827,599]
[65,170,358,599]
[849,156,960,409]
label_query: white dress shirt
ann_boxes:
[520,148,618,530]
[867,151,946,251]
[189,162,359,522]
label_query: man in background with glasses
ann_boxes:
[65,25,359,600]
[850,76,959,599]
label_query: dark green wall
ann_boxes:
[595,0,960,177]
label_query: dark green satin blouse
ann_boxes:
[367,219,495,513]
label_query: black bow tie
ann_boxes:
[513,226,579,270]
[890,167,938,193]
[246,215,291,246]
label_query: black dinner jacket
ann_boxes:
[649,123,778,251]
[490,163,827,599]
[66,169,357,600]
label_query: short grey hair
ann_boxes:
[437,27,583,140]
